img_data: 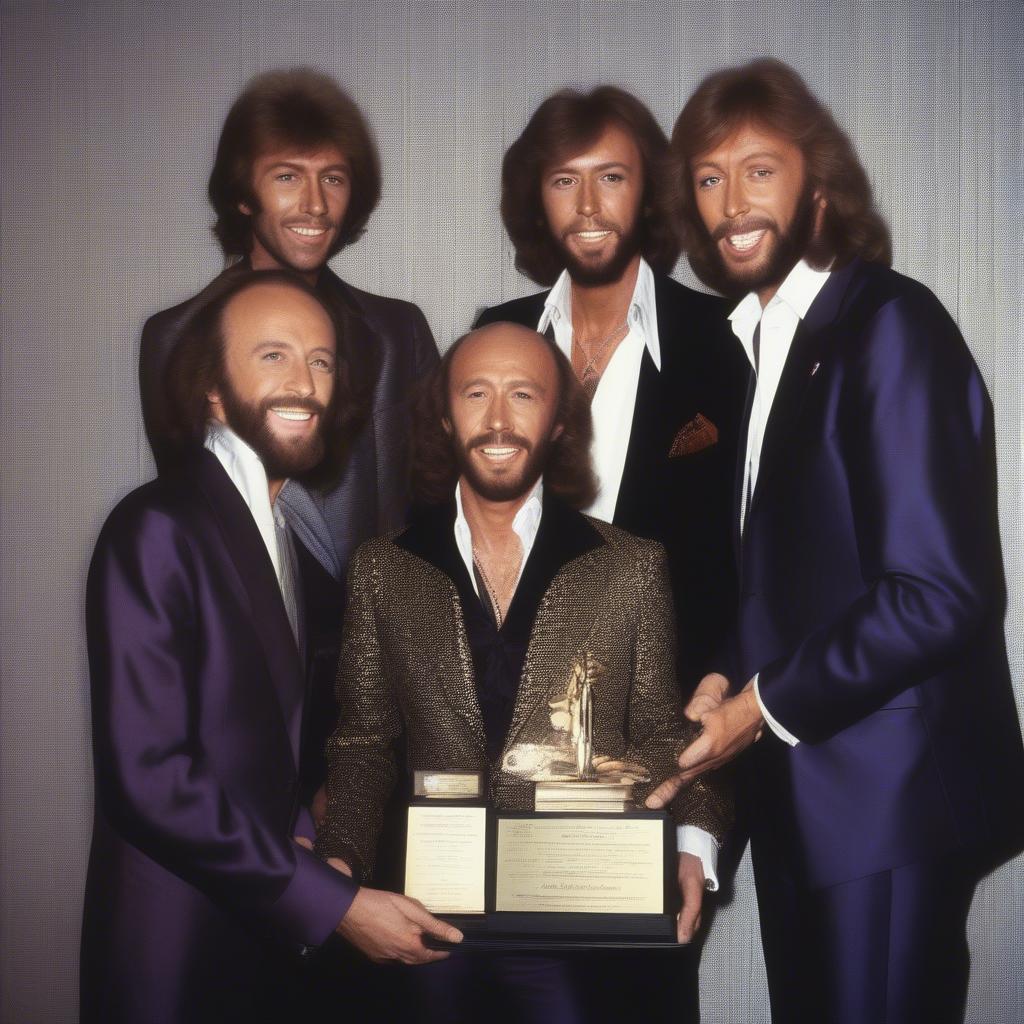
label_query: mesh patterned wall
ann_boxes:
[2,1,1021,1020]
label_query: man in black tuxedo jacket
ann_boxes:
[476,85,748,1024]
[138,69,439,808]
[476,86,747,706]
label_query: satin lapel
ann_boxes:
[734,371,756,565]
[502,505,607,755]
[613,349,663,526]
[750,261,859,512]
[394,506,487,752]
[195,451,304,767]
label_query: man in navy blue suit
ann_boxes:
[647,58,1024,1023]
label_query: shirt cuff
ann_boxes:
[676,826,720,892]
[753,674,801,746]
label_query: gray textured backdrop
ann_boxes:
[2,1,1022,1021]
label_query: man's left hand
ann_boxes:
[646,680,764,809]
[676,853,705,943]
[677,681,764,783]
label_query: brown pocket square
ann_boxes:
[669,413,719,458]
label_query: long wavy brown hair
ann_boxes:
[162,269,362,491]
[208,68,381,259]
[411,326,597,509]
[500,86,681,286]
[671,58,892,293]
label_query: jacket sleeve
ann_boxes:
[316,542,403,878]
[626,542,733,843]
[410,302,441,378]
[87,502,357,949]
[757,288,1000,741]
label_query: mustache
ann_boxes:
[466,431,532,451]
[710,216,777,242]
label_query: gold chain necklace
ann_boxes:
[472,548,518,629]
[573,319,629,399]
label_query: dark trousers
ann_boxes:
[574,945,701,1023]
[752,841,980,1024]
[405,953,585,1024]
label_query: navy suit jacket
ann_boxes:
[737,259,1024,889]
[80,451,356,1024]
[476,273,749,695]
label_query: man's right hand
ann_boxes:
[337,887,463,964]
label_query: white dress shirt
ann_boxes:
[538,258,660,523]
[730,259,833,747]
[453,479,544,599]
[204,421,301,645]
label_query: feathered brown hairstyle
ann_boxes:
[162,269,362,491]
[410,326,598,509]
[500,86,681,286]
[671,58,892,294]
[208,68,381,258]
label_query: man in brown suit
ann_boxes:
[138,68,439,806]
[317,323,730,1023]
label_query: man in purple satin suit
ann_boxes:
[646,59,1024,1023]
[81,270,459,1024]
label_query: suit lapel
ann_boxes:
[318,269,383,552]
[195,451,305,767]
[750,260,860,513]
[613,349,663,526]
[614,274,675,526]
[395,504,487,751]
[734,371,756,564]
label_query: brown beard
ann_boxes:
[218,377,328,481]
[451,428,554,503]
[699,181,820,299]
[550,219,642,287]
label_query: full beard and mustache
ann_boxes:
[452,427,556,503]
[700,181,825,299]
[218,376,329,481]
[551,217,643,287]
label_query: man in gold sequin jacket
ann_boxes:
[316,323,731,1021]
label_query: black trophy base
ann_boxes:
[428,910,678,951]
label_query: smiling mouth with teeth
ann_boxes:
[288,225,329,237]
[480,446,520,460]
[727,229,767,252]
[272,408,315,422]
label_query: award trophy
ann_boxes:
[520,653,651,812]
[405,652,679,949]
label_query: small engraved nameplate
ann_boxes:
[413,769,484,799]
